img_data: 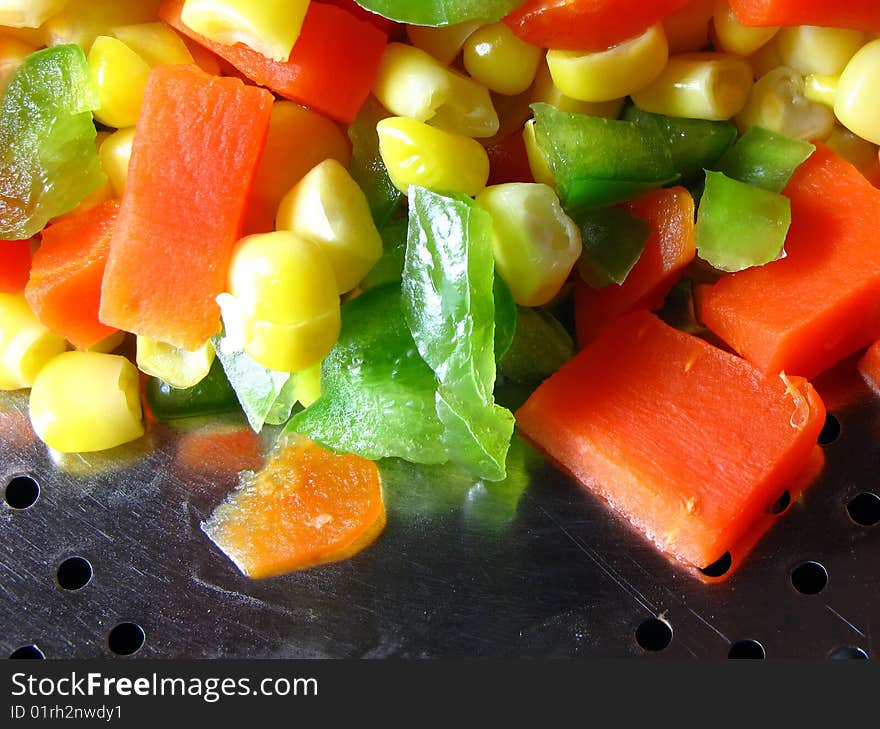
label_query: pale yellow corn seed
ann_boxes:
[112,22,194,67]
[88,35,151,129]
[276,159,383,295]
[180,0,307,62]
[777,26,866,77]
[227,231,341,373]
[0,0,67,28]
[136,336,215,390]
[476,183,581,307]
[373,42,499,139]
[43,0,164,52]
[376,116,490,196]
[0,294,68,391]
[406,21,480,66]
[737,65,835,140]
[522,119,556,189]
[546,24,668,103]
[463,22,543,96]
[86,331,126,354]
[749,36,783,79]
[100,127,135,197]
[803,74,839,108]
[530,58,624,118]
[835,39,880,145]
[29,352,144,453]
[294,362,322,409]
[713,1,778,57]
[631,52,754,121]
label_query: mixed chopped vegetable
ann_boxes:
[3,0,880,581]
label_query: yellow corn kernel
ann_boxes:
[476,183,581,307]
[462,22,542,96]
[100,127,135,197]
[276,159,383,295]
[406,21,480,66]
[0,35,37,92]
[294,362,321,408]
[228,231,341,373]
[181,0,307,62]
[663,0,713,54]
[546,23,668,103]
[737,66,835,140]
[803,74,839,108]
[777,26,866,77]
[376,116,490,196]
[0,0,67,28]
[631,52,753,121]
[136,336,215,390]
[29,352,144,453]
[88,36,151,129]
[0,294,67,391]
[44,0,163,51]
[112,22,194,67]
[522,119,556,188]
[835,39,880,145]
[712,1,778,57]
[530,59,624,118]
[373,42,499,139]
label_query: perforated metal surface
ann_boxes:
[1,373,877,659]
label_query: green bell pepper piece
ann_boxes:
[498,307,574,385]
[696,170,791,273]
[530,102,678,211]
[573,205,651,288]
[0,45,106,240]
[347,97,402,225]
[717,126,816,193]
[353,0,522,26]
[624,106,738,182]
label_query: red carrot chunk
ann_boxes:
[574,186,696,347]
[25,200,119,350]
[698,144,880,380]
[516,311,826,575]
[99,64,273,351]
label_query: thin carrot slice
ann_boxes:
[699,144,880,379]
[203,438,386,579]
[516,311,826,574]
[99,64,272,350]
[574,186,696,346]
[25,200,119,350]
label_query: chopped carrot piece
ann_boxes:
[516,311,826,574]
[99,64,273,350]
[699,144,880,379]
[25,200,120,350]
[858,340,880,395]
[575,186,696,346]
[203,438,386,578]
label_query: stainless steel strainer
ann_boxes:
[1,367,877,659]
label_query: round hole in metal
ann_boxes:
[817,413,841,446]
[847,492,880,527]
[700,552,732,578]
[769,490,791,515]
[790,561,828,595]
[728,640,766,659]
[107,623,145,656]
[635,618,672,652]
[828,646,869,660]
[56,557,92,591]
[4,474,39,510]
[10,645,45,659]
